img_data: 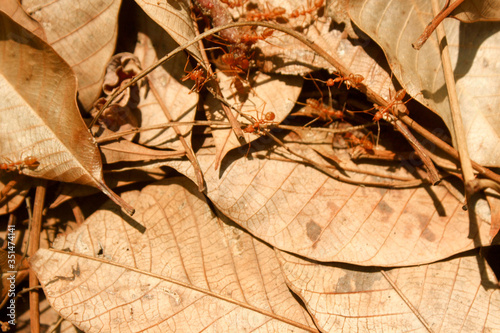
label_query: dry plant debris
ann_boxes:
[1,0,500,332]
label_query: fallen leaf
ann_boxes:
[31,178,317,332]
[0,248,29,301]
[134,0,203,60]
[22,0,122,110]
[0,12,133,214]
[348,0,500,166]
[99,140,185,164]
[131,7,198,150]
[165,135,492,266]
[276,250,500,332]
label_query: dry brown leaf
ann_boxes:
[134,0,203,61]
[207,71,302,163]
[100,140,185,164]
[277,250,500,332]
[348,0,500,167]
[22,0,122,110]
[451,0,500,22]
[164,135,491,266]
[132,9,198,150]
[0,0,46,40]
[31,178,318,332]
[0,12,133,214]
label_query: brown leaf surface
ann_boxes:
[0,12,132,213]
[277,250,500,332]
[31,178,317,332]
[165,134,491,266]
[0,248,29,301]
[99,140,184,164]
[22,0,122,110]
[451,0,500,22]
[0,0,46,40]
[207,71,302,163]
[134,0,202,60]
[131,8,198,150]
[348,0,500,167]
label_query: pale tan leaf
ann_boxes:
[451,0,500,22]
[31,178,317,332]
[22,0,122,110]
[0,0,46,40]
[277,250,500,332]
[206,71,302,163]
[348,0,500,166]
[132,8,198,150]
[164,136,491,266]
[134,0,202,60]
[0,13,133,214]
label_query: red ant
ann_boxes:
[1,156,39,173]
[181,60,211,93]
[290,0,324,19]
[326,73,364,90]
[293,98,344,127]
[240,28,274,45]
[246,3,286,21]
[344,132,374,152]
[368,89,409,122]
[243,111,276,134]
[220,0,248,9]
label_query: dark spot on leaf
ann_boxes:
[306,220,322,242]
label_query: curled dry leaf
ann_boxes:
[31,178,317,333]
[0,0,46,40]
[348,0,500,166]
[276,250,500,332]
[0,12,133,214]
[22,0,122,110]
[165,134,492,266]
[206,71,302,164]
[134,0,203,61]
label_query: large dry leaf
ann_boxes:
[31,178,317,332]
[165,135,491,266]
[0,12,132,213]
[277,250,500,332]
[348,0,500,166]
[22,0,122,110]
[134,0,202,60]
[131,6,198,149]
[0,0,45,40]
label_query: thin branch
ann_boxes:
[29,181,47,333]
[431,0,475,203]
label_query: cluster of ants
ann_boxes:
[180,0,413,157]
